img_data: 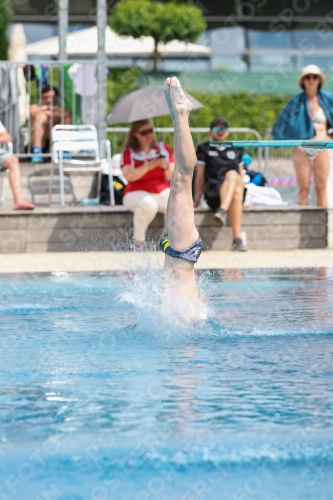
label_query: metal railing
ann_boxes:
[0,60,98,159]
[264,128,316,205]
[107,127,263,169]
[0,60,264,172]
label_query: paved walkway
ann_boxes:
[0,249,332,273]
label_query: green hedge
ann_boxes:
[188,92,291,138]
[107,67,145,113]
[107,68,292,148]
[0,0,13,60]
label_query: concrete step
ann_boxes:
[0,163,96,210]
[0,206,328,253]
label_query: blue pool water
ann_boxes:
[0,267,333,499]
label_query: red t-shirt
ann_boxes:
[121,141,174,195]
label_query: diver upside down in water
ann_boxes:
[160,77,203,320]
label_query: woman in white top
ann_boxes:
[293,65,331,207]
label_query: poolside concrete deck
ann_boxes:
[0,205,328,252]
[0,248,332,273]
[1,163,330,251]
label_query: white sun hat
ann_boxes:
[298,64,326,87]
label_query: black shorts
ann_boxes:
[205,194,221,210]
[204,167,240,210]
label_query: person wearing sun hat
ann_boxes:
[272,64,333,207]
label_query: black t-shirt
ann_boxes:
[196,141,243,200]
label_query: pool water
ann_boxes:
[0,268,333,500]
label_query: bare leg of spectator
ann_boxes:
[52,109,72,126]
[64,110,72,125]
[293,148,311,205]
[226,182,244,240]
[219,170,243,212]
[31,112,49,150]
[313,149,329,207]
[31,109,72,150]
[3,156,36,210]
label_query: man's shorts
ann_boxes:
[204,167,240,210]
[205,194,221,210]
[0,148,12,171]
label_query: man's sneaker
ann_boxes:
[232,237,247,251]
[63,151,73,161]
[31,146,43,163]
[214,208,228,225]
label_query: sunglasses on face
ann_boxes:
[212,126,228,133]
[304,74,319,80]
[138,128,154,136]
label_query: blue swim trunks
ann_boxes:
[160,234,202,264]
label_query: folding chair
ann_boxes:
[0,141,13,207]
[51,125,114,207]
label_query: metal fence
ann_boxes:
[107,126,263,169]
[264,128,315,205]
[1,60,303,204]
[0,60,98,159]
[3,58,319,208]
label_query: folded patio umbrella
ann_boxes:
[107,85,203,124]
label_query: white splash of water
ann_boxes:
[119,256,210,331]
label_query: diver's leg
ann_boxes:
[164,77,198,251]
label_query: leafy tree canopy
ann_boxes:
[0,0,13,60]
[109,0,206,69]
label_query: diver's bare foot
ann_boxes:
[164,77,193,117]
[13,200,36,210]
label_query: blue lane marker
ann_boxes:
[210,140,333,148]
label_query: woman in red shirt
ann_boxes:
[121,119,174,248]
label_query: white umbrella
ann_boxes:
[26,26,212,59]
[9,24,29,125]
[107,85,204,124]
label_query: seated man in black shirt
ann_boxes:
[194,117,245,251]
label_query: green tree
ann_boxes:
[0,0,13,60]
[109,0,206,70]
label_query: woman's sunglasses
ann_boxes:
[138,128,154,136]
[212,126,228,133]
[304,74,319,80]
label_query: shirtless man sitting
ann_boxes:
[30,85,72,162]
[0,122,35,210]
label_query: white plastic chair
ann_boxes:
[51,124,114,207]
[0,141,13,207]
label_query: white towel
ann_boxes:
[244,183,288,206]
[68,63,98,126]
